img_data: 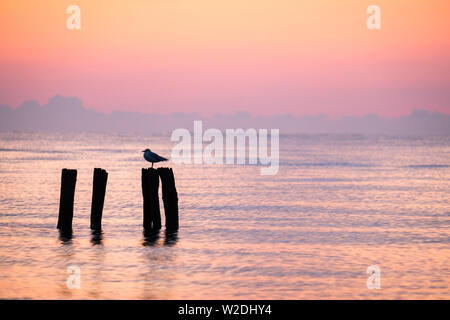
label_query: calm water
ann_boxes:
[0,132,449,299]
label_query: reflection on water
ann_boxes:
[56,240,76,298]
[58,230,73,244]
[0,132,449,299]
[87,246,106,298]
[164,231,179,246]
[142,230,179,247]
[90,230,103,246]
[143,230,161,247]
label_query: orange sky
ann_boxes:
[0,0,449,116]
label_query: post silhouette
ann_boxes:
[57,169,77,233]
[157,167,179,231]
[141,168,161,232]
[90,168,108,231]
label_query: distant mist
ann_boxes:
[1,95,449,135]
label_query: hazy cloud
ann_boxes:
[1,95,449,135]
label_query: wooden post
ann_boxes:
[141,168,161,232]
[57,169,77,232]
[90,168,108,231]
[157,167,179,231]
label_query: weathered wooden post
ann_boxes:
[90,168,108,231]
[141,168,161,232]
[57,169,77,232]
[157,167,179,231]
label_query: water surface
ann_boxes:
[0,133,448,299]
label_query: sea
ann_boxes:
[0,132,448,299]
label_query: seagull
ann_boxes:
[142,148,168,167]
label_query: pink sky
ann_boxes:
[0,0,449,116]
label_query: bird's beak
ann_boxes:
[141,150,145,152]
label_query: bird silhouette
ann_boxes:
[142,148,168,167]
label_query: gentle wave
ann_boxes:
[0,157,70,161]
[78,148,134,153]
[0,148,70,154]
[406,164,449,169]
[281,161,375,168]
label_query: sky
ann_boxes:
[0,0,449,116]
